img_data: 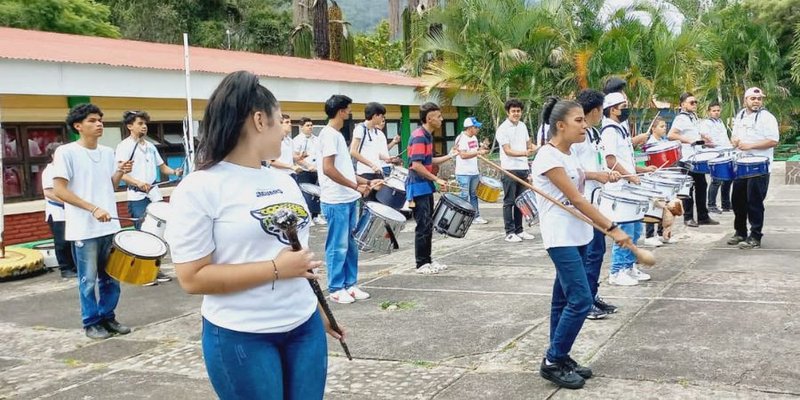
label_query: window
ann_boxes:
[3,125,65,202]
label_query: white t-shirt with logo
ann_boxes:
[317,126,361,204]
[495,119,530,170]
[41,163,65,222]
[293,133,319,166]
[600,118,635,189]
[115,137,165,201]
[352,123,389,175]
[571,126,605,201]
[52,142,121,241]
[732,109,780,171]
[165,162,317,334]
[531,145,592,249]
[671,112,701,161]
[454,132,479,176]
[703,119,731,148]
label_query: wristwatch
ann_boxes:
[606,222,619,233]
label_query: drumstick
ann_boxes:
[477,155,656,266]
[271,209,353,361]
[111,216,141,222]
[618,160,670,178]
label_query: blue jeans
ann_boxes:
[128,198,151,230]
[611,222,642,273]
[546,245,592,362]
[321,201,359,292]
[455,174,480,218]
[584,228,606,299]
[72,234,120,328]
[202,309,328,400]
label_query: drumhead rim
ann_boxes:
[599,190,650,205]
[146,202,172,220]
[442,192,476,212]
[113,230,168,259]
[363,201,406,222]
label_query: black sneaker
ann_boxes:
[586,305,607,320]
[564,356,593,379]
[103,318,131,335]
[85,324,112,340]
[708,206,722,214]
[738,237,761,249]
[155,271,172,283]
[594,296,618,314]
[60,270,78,279]
[684,220,698,227]
[698,218,720,225]
[540,358,585,389]
[727,235,745,245]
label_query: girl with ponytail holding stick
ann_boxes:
[531,97,632,390]
[165,71,344,400]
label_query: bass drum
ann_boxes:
[432,193,476,238]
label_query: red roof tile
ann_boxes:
[0,27,421,87]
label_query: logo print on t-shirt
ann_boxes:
[250,202,310,245]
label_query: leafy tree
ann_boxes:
[0,0,120,38]
[354,20,403,70]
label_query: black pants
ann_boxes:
[682,171,709,222]
[501,169,529,235]
[645,223,663,238]
[707,178,732,209]
[47,216,76,273]
[732,174,770,240]
[295,171,320,217]
[412,194,434,268]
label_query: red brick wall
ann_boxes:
[2,199,169,245]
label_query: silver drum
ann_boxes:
[514,189,539,227]
[353,202,406,253]
[432,193,476,238]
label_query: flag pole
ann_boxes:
[183,33,196,170]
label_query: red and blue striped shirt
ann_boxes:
[406,127,435,198]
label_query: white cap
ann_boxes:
[603,92,626,109]
[744,87,765,98]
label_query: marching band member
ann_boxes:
[643,116,673,247]
[350,102,401,183]
[165,71,342,399]
[532,97,631,389]
[454,117,489,224]
[729,87,779,249]
[704,101,733,213]
[53,104,132,339]
[42,142,77,278]
[267,113,301,177]
[293,117,325,225]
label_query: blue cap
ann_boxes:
[463,117,482,128]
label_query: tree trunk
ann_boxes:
[328,1,343,62]
[388,0,401,39]
[313,0,329,59]
[408,0,419,13]
[293,0,311,26]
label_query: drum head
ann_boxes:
[645,141,679,153]
[299,183,321,196]
[737,156,769,165]
[364,201,406,222]
[693,151,720,162]
[114,230,167,258]
[708,155,733,165]
[384,177,405,191]
[602,190,650,203]
[146,201,172,220]
[480,176,501,188]
[443,193,475,211]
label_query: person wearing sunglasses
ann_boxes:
[668,92,719,227]
[728,87,779,249]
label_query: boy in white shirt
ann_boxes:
[703,102,733,213]
[350,102,400,189]
[293,117,325,224]
[115,110,183,284]
[269,114,301,176]
[454,117,488,224]
[41,142,77,278]
[53,104,133,340]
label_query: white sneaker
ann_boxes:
[505,234,522,243]
[608,271,639,286]
[416,263,438,274]
[628,265,651,281]
[314,216,327,226]
[659,235,676,244]
[329,289,355,304]
[432,261,448,272]
[643,236,663,247]
[517,232,536,240]
[347,286,370,300]
[473,217,488,224]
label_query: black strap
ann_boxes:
[587,126,601,144]
[383,221,400,250]
[737,108,761,124]
[600,124,628,138]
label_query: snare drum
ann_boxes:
[734,156,770,179]
[476,176,502,203]
[106,230,167,285]
[596,190,650,223]
[708,156,736,181]
[640,176,682,200]
[140,201,172,241]
[375,177,407,210]
[32,242,58,269]
[514,189,539,227]
[622,184,666,223]
[645,141,682,168]
[299,183,321,199]
[353,202,406,253]
[389,166,409,184]
[688,151,720,174]
[433,193,476,238]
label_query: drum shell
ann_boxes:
[688,151,720,174]
[708,157,736,181]
[622,184,665,223]
[32,242,58,268]
[640,176,681,200]
[734,157,770,179]
[514,189,539,226]
[389,166,409,184]
[597,190,649,223]
[645,142,681,168]
[353,202,406,253]
[106,231,166,285]
[375,179,407,210]
[433,193,476,238]
[476,177,502,203]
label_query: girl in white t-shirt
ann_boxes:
[531,97,631,390]
[165,71,342,400]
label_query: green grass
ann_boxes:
[380,300,416,311]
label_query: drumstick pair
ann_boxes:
[477,155,656,266]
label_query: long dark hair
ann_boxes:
[542,96,581,138]
[196,71,279,170]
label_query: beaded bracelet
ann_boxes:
[271,260,279,290]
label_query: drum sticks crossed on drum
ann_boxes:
[477,155,656,266]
